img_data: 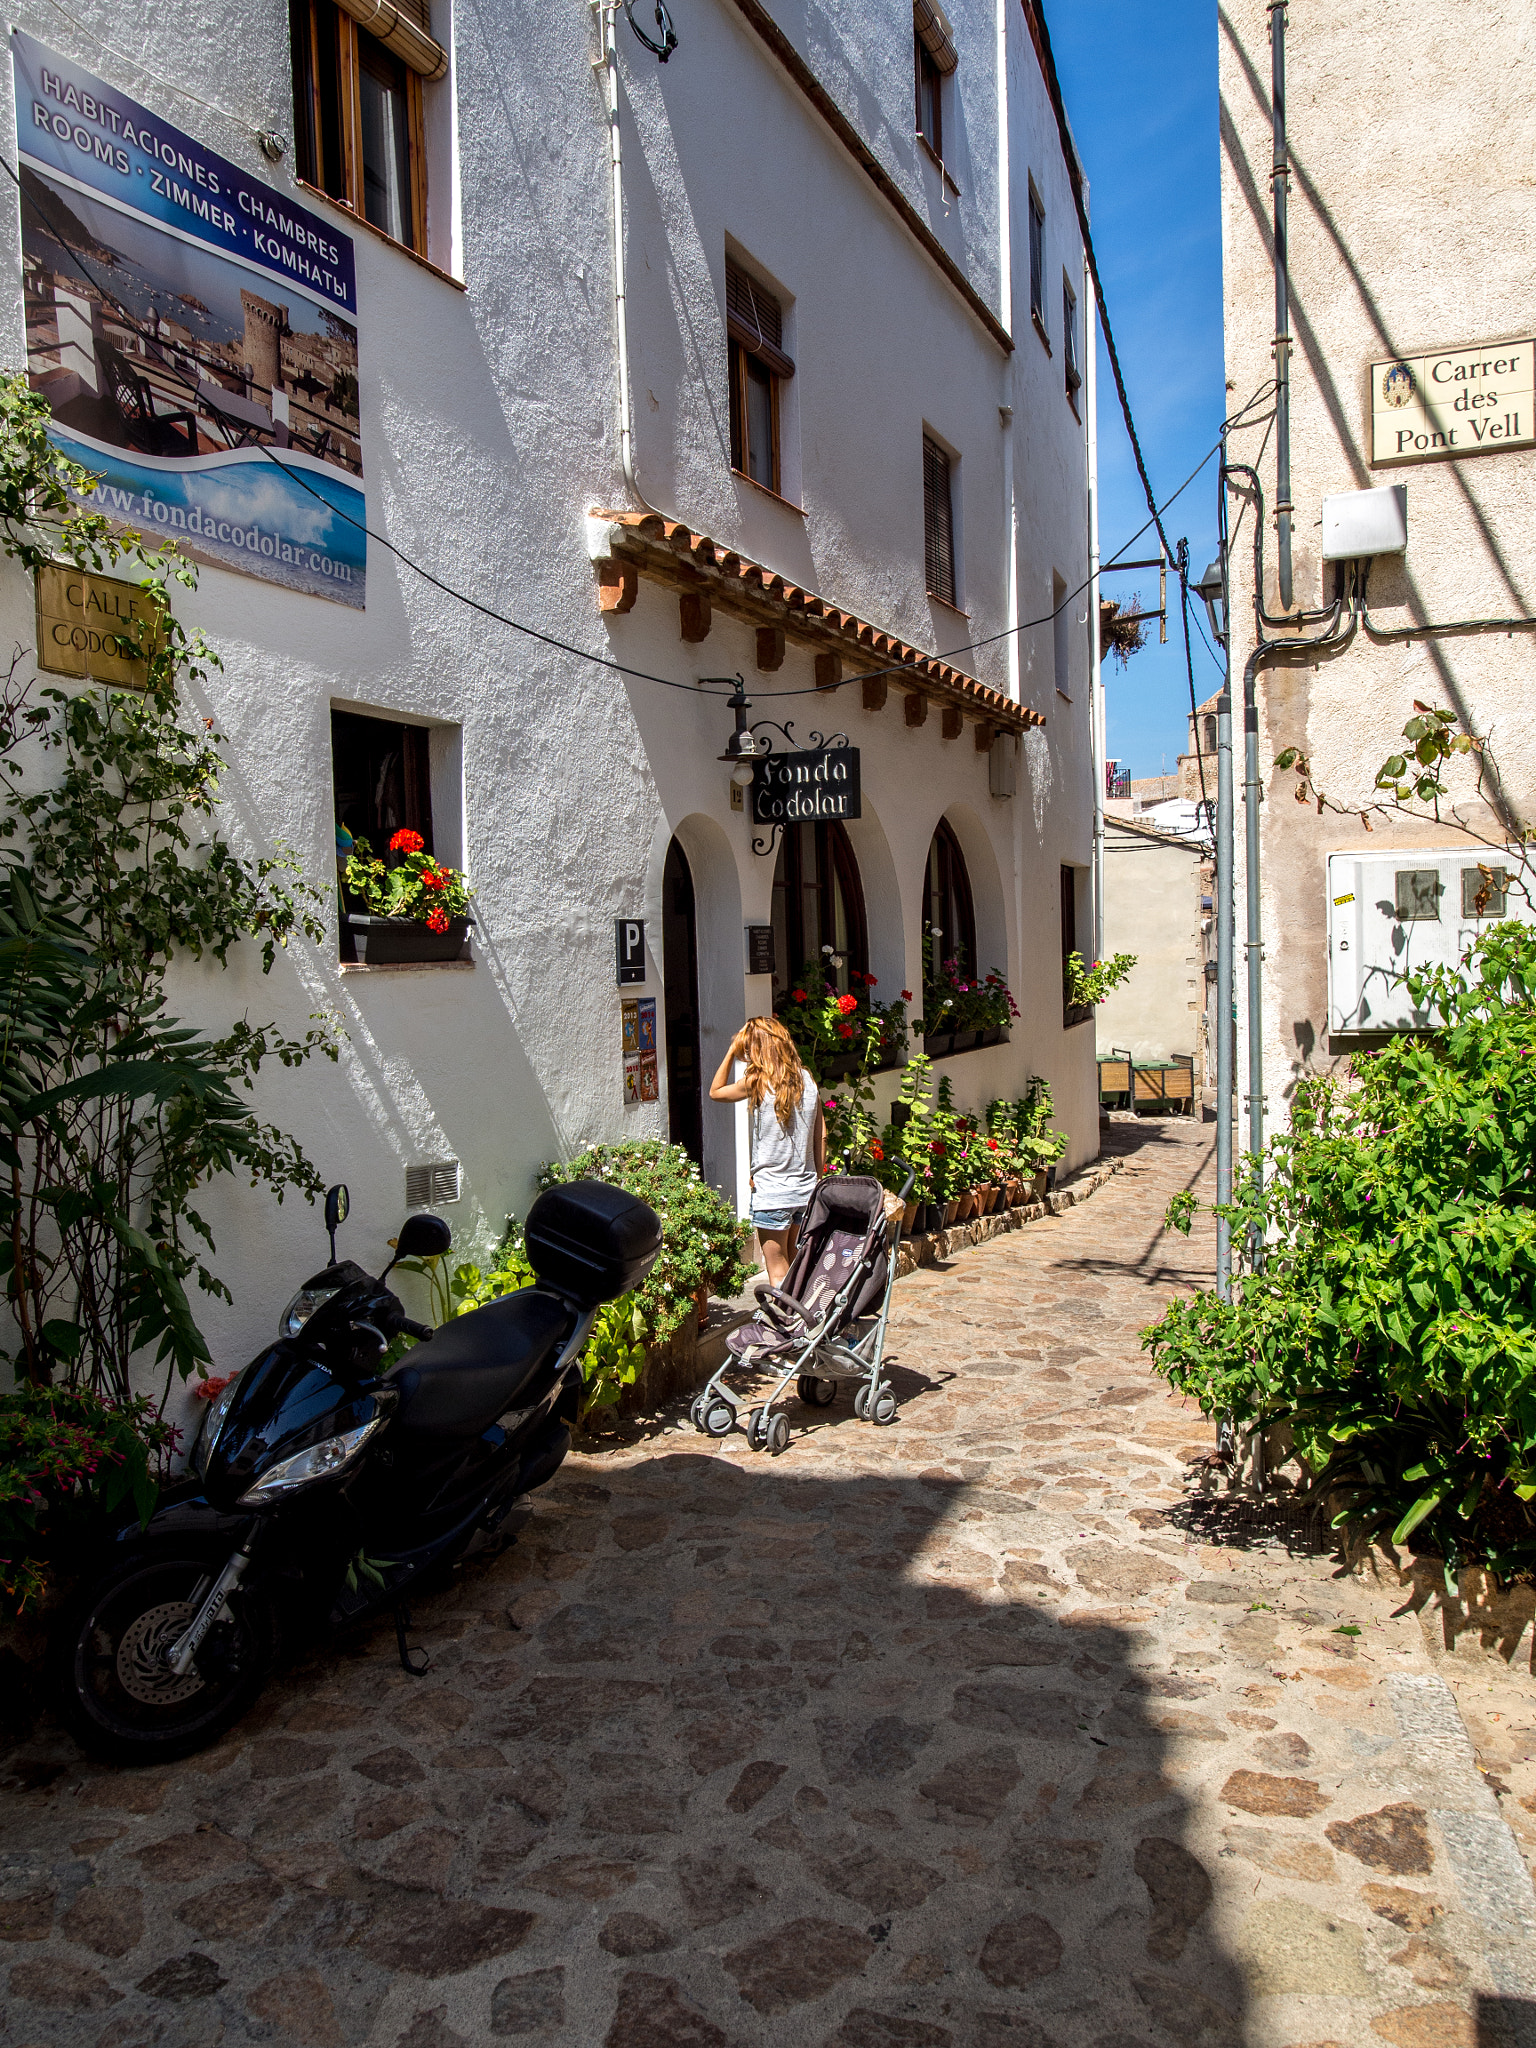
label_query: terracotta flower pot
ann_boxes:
[902,1198,919,1234]
[943,1198,960,1226]
[1032,1168,1049,1203]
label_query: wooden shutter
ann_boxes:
[725,261,794,378]
[333,0,447,81]
[913,0,958,73]
[923,435,955,606]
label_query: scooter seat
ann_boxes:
[390,1288,574,1437]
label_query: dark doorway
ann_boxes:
[662,837,703,1165]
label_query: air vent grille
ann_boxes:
[405,1159,461,1207]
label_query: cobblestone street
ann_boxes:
[5,1119,1536,2047]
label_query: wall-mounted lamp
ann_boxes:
[1194,556,1227,648]
[713,677,759,787]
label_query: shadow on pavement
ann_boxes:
[0,1451,1249,2048]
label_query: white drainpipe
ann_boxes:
[594,1,657,512]
[1085,252,1105,962]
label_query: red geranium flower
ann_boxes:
[837,1023,854,1039]
[836,993,858,1016]
[793,988,807,1002]
[864,975,877,988]
[901,990,914,1002]
[421,865,448,890]
[987,1138,999,1151]
[390,828,424,854]
[870,1140,885,1161]
[426,906,451,933]
[193,1374,234,1401]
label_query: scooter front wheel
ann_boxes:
[49,1545,278,1765]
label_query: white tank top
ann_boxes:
[749,1080,819,1208]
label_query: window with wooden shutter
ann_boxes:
[726,259,793,494]
[1028,185,1046,335]
[913,1,955,158]
[291,0,444,257]
[1063,277,1081,405]
[923,434,956,608]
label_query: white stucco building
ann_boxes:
[2,0,1102,1392]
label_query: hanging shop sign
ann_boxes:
[615,917,647,985]
[35,562,161,686]
[1371,339,1534,466]
[751,746,861,826]
[11,31,365,608]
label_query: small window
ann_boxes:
[1052,571,1072,697]
[926,819,976,980]
[1028,186,1046,335]
[1462,864,1508,918]
[915,38,943,156]
[726,259,793,495]
[333,709,433,957]
[1063,277,1081,405]
[923,434,956,607]
[1394,869,1442,921]
[291,0,438,256]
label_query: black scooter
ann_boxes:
[50,1177,661,1762]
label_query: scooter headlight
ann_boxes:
[196,1372,244,1476]
[238,1416,384,1504]
[280,1284,339,1339]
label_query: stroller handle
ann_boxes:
[897,1167,916,1202]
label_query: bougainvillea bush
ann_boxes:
[344,828,472,932]
[0,1388,176,1611]
[1147,922,1536,1584]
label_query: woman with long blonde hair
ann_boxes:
[709,1016,825,1285]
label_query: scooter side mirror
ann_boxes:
[324,1184,349,1265]
[394,1213,452,1261]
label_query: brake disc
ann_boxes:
[115,1599,207,1706]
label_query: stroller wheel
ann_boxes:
[871,1387,898,1426]
[798,1375,838,1408]
[746,1405,769,1450]
[703,1400,735,1438]
[853,1385,870,1420]
[767,1412,791,1455]
[689,1393,708,1431]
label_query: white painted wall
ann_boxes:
[0,0,1097,1426]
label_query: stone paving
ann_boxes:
[4,1117,1536,2048]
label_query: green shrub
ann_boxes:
[0,1386,174,1611]
[537,1142,754,1346]
[1145,922,1536,1583]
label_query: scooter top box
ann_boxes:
[525,1180,663,1308]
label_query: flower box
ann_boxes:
[921,1027,1009,1058]
[346,914,472,965]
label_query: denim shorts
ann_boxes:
[752,1204,805,1233]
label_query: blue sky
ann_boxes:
[1049,0,1228,781]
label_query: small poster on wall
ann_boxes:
[637,997,659,1102]
[622,998,641,1105]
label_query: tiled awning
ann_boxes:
[589,509,1042,740]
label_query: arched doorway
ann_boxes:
[925,816,977,977]
[662,836,703,1164]
[770,820,868,998]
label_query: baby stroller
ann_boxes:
[690,1170,914,1454]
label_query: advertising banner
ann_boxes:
[12,31,365,607]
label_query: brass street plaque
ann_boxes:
[35,564,161,687]
[1372,339,1534,465]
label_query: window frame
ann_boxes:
[728,335,781,495]
[923,432,957,609]
[725,259,793,497]
[1028,183,1048,345]
[291,0,428,257]
[1061,864,1092,1028]
[914,35,943,159]
[771,820,869,998]
[926,819,977,981]
[332,707,436,961]
[1062,274,1081,410]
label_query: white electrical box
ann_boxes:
[1325,848,1528,1034]
[1321,484,1408,561]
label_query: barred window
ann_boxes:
[923,434,956,607]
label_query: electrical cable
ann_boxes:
[1174,538,1210,825]
[1356,561,1536,643]
[2,149,1269,713]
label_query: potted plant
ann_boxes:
[342,828,474,964]
[914,930,1020,1057]
[776,957,909,1083]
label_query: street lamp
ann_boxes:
[714,677,760,786]
[1194,556,1227,647]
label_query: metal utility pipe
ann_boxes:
[1242,645,1265,1185]
[1269,0,1293,611]
[596,1,656,512]
[1214,442,1234,1298]
[1086,263,1105,962]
